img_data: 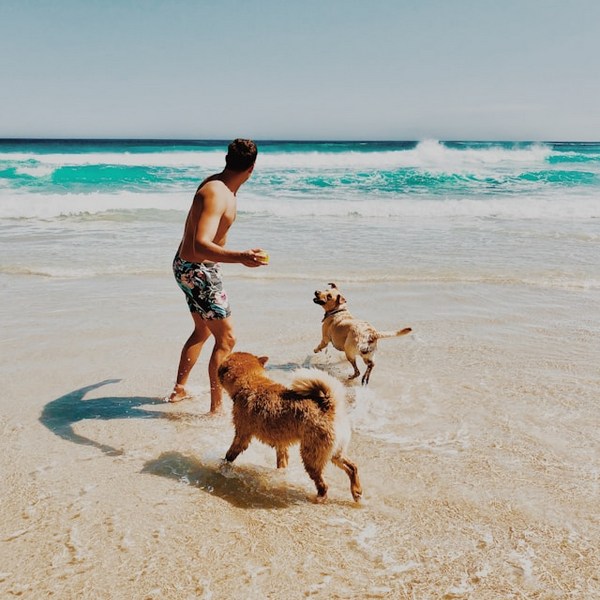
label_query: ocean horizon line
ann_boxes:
[2,137,600,145]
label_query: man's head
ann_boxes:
[225,139,257,172]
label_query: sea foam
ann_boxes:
[0,140,554,172]
[1,188,598,221]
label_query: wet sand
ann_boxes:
[1,274,599,599]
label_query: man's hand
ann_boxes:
[240,249,269,268]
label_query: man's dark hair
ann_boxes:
[225,138,257,172]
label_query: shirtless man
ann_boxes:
[167,139,266,411]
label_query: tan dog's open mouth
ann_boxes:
[313,284,344,309]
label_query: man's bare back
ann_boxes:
[168,139,266,411]
[178,175,248,265]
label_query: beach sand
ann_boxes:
[1,270,599,599]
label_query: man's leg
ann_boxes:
[204,317,236,414]
[168,312,211,402]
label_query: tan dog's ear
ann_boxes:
[335,294,346,306]
[328,282,338,289]
[258,356,269,366]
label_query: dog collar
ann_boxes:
[323,307,347,321]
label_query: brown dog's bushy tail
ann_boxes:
[290,368,345,412]
[375,327,412,340]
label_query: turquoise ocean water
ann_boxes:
[1,138,599,287]
[2,138,600,204]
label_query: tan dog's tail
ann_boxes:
[375,327,412,340]
[290,368,345,412]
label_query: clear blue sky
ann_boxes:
[1,0,599,140]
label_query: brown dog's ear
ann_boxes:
[258,356,269,366]
[328,282,338,289]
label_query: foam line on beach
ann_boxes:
[1,191,599,220]
[229,271,600,290]
[0,192,190,220]
[2,263,599,290]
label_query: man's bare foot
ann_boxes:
[208,402,224,416]
[165,384,190,403]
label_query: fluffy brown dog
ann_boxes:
[313,283,412,385]
[218,352,362,503]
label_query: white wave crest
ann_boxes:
[15,164,56,177]
[0,140,553,174]
[403,139,552,172]
[0,150,224,170]
[254,139,553,173]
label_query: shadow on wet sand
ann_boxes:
[142,451,309,509]
[39,379,195,456]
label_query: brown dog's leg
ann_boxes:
[301,444,329,502]
[305,467,328,502]
[225,432,251,463]
[276,446,289,469]
[332,454,362,502]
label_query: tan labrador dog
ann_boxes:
[313,283,412,385]
[218,351,362,503]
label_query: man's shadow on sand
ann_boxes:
[39,379,194,456]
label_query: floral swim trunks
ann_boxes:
[173,254,231,319]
